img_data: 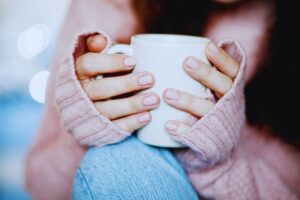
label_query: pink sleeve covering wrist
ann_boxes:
[174,39,247,169]
[54,29,130,147]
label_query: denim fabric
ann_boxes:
[73,136,198,200]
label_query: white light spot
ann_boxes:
[29,70,49,104]
[17,24,51,59]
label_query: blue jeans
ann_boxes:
[73,136,198,200]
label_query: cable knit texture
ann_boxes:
[55,30,130,147]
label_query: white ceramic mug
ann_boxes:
[108,34,210,148]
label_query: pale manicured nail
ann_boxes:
[137,113,151,123]
[124,57,136,67]
[142,95,158,106]
[165,88,180,100]
[166,121,178,131]
[186,57,200,70]
[208,42,219,54]
[138,74,153,86]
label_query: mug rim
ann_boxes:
[132,34,210,45]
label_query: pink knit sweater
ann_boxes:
[25,1,300,199]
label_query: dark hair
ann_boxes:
[132,0,300,148]
[132,0,213,35]
[245,1,300,148]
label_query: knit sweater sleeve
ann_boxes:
[174,40,300,199]
[174,39,247,168]
[181,132,300,199]
[55,30,130,147]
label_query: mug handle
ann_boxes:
[107,44,133,56]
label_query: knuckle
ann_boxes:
[220,78,233,94]
[109,55,118,67]
[221,51,230,64]
[109,54,123,67]
[125,120,136,132]
[200,99,213,115]
[202,66,214,80]
[178,92,192,109]
[124,75,136,91]
[221,52,239,77]
[76,53,92,72]
[129,97,140,112]
[186,95,196,109]
[86,80,106,99]
[96,83,108,99]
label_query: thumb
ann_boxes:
[86,34,107,53]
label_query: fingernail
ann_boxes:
[186,57,200,70]
[142,95,158,106]
[166,121,178,131]
[138,74,153,86]
[165,88,180,100]
[124,57,136,67]
[137,113,151,123]
[208,42,219,54]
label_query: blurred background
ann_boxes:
[0,0,71,199]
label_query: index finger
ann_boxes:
[76,53,136,80]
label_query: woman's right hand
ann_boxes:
[75,35,160,132]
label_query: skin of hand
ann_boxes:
[163,42,240,136]
[76,35,239,136]
[76,35,160,133]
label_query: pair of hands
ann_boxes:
[75,35,239,136]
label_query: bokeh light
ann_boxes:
[1,0,71,199]
[28,70,49,104]
[17,24,51,60]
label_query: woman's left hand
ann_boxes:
[164,42,240,135]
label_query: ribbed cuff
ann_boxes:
[174,39,247,168]
[55,29,130,147]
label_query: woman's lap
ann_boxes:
[73,136,198,200]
